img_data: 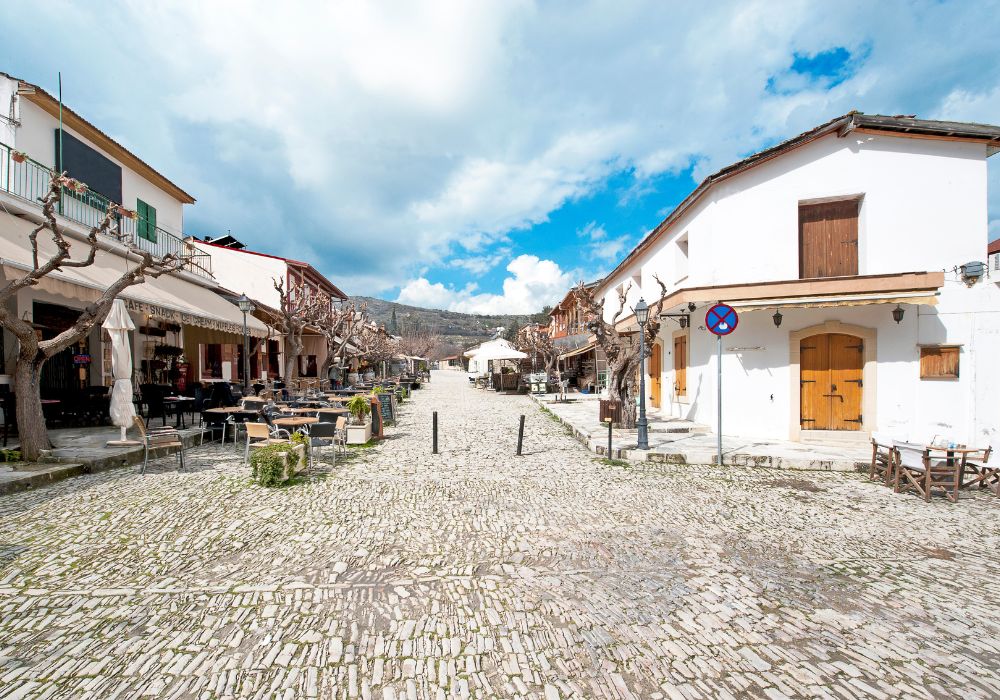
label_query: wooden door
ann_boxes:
[799,200,859,278]
[649,343,662,408]
[672,335,687,397]
[800,333,863,430]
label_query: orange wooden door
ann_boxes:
[800,333,863,430]
[649,343,662,408]
[673,335,687,397]
[799,200,859,278]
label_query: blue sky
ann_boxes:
[2,1,998,313]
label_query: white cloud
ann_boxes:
[7,1,1000,292]
[578,221,632,263]
[396,255,575,314]
[447,248,510,275]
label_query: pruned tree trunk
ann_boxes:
[13,354,50,458]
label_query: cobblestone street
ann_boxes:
[1,371,998,699]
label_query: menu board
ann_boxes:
[379,394,394,424]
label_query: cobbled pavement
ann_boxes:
[1,371,998,699]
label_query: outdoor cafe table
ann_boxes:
[272,416,319,432]
[316,407,350,417]
[164,395,194,428]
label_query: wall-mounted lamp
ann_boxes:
[687,302,697,312]
[892,304,905,324]
[772,309,783,328]
[679,316,689,329]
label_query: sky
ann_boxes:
[2,1,999,314]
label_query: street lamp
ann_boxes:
[237,294,254,392]
[634,297,650,450]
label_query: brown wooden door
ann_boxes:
[673,335,687,397]
[799,200,859,278]
[800,333,863,430]
[649,343,662,408]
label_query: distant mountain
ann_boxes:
[354,296,549,351]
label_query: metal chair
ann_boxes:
[134,416,185,474]
[306,421,339,471]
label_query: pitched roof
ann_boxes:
[196,240,348,300]
[4,71,195,204]
[989,238,1000,256]
[598,112,1000,295]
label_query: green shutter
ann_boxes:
[136,199,157,243]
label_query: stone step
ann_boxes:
[800,430,871,448]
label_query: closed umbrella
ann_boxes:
[103,299,140,445]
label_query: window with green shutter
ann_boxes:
[136,199,157,243]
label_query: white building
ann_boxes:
[189,239,348,381]
[596,113,1000,448]
[0,71,269,398]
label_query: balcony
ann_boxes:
[1,143,212,279]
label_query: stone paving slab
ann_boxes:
[0,371,998,699]
[532,393,872,471]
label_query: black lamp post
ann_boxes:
[634,297,650,450]
[237,294,254,392]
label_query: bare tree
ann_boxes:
[0,173,185,460]
[398,327,439,359]
[271,278,326,381]
[574,277,667,428]
[354,324,399,376]
[308,299,369,380]
[515,325,559,376]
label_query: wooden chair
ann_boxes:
[243,422,291,466]
[869,432,896,484]
[892,441,961,503]
[134,416,185,474]
[333,417,348,454]
[961,444,998,495]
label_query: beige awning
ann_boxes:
[1,215,269,337]
[731,291,938,311]
[559,342,596,360]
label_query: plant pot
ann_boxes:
[346,422,372,445]
[11,152,27,164]
[281,444,307,479]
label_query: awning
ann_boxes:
[559,342,596,360]
[1,215,269,337]
[731,291,938,311]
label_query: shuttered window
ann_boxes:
[136,199,157,243]
[919,346,959,380]
[798,199,859,278]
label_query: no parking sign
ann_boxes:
[704,303,738,468]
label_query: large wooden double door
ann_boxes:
[800,333,863,431]
[649,343,662,408]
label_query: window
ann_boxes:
[299,355,318,377]
[798,198,860,278]
[675,234,689,282]
[919,346,959,380]
[136,199,157,243]
[202,343,223,379]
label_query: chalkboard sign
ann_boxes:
[378,394,394,424]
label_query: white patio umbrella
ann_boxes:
[103,299,140,446]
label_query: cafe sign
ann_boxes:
[121,298,248,336]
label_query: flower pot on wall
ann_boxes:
[346,422,372,445]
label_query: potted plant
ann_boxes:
[345,395,372,444]
[11,150,28,164]
[249,441,306,486]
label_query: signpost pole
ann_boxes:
[717,333,722,468]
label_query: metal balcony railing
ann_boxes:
[1,143,212,279]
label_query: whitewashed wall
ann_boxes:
[190,242,286,308]
[13,99,185,234]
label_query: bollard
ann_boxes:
[604,418,613,459]
[432,411,438,454]
[516,414,525,456]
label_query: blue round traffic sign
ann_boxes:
[706,304,738,336]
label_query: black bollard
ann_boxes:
[432,411,438,454]
[516,414,525,456]
[605,418,613,459]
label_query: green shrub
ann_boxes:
[289,432,309,468]
[346,395,372,425]
[250,444,288,487]
[0,449,22,462]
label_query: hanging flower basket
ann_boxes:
[11,150,28,164]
